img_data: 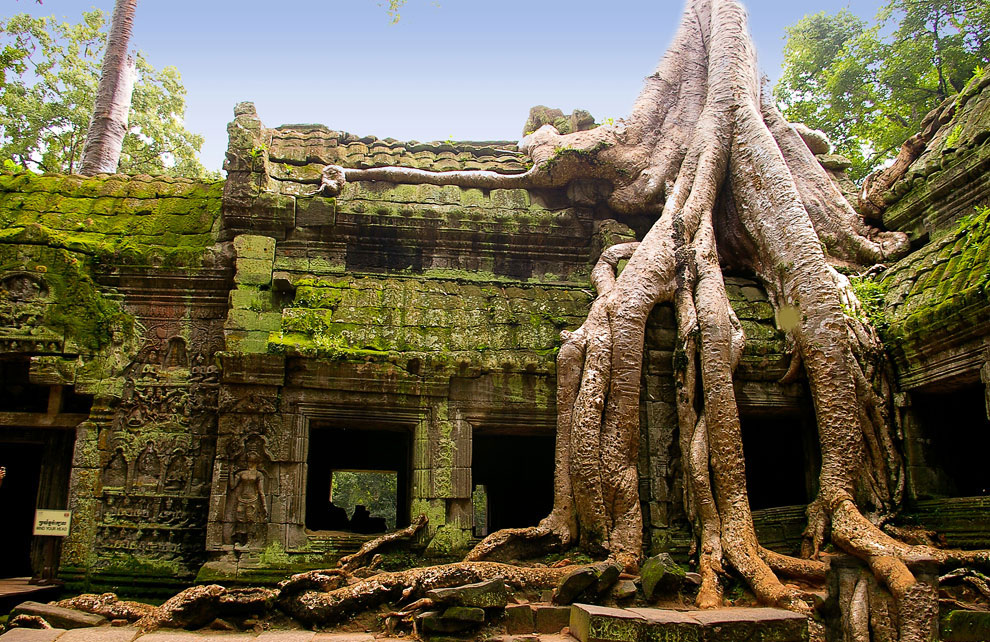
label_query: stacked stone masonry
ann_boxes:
[0,86,988,592]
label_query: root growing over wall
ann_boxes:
[312,1,989,638]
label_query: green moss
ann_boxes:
[258,541,292,568]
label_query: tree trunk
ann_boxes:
[79,0,138,176]
[311,0,990,638]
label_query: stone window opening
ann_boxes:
[305,424,410,534]
[910,382,990,497]
[471,432,554,532]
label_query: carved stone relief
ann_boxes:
[222,434,273,546]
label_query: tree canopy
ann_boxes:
[0,10,212,177]
[774,0,990,181]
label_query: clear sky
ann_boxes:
[12,1,887,172]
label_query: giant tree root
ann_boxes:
[338,513,428,572]
[277,561,568,625]
[304,0,990,639]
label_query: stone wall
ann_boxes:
[0,171,228,594]
[15,87,990,592]
[878,72,990,542]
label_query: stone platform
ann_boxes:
[569,604,808,642]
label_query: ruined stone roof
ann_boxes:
[881,206,990,352]
[0,172,223,265]
[882,71,990,239]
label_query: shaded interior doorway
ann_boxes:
[911,382,990,497]
[305,425,410,533]
[0,441,43,577]
[472,433,554,533]
[740,410,819,511]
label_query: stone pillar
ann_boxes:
[206,355,285,555]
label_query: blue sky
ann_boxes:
[12,1,886,171]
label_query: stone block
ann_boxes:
[233,234,276,261]
[640,553,685,600]
[534,605,572,634]
[234,257,274,286]
[442,606,485,623]
[227,309,282,333]
[57,628,140,642]
[427,577,508,608]
[627,608,701,642]
[417,611,473,634]
[942,609,990,642]
[553,567,598,605]
[504,604,535,634]
[0,630,67,642]
[11,603,106,629]
[569,604,644,642]
[690,607,807,642]
[295,197,335,227]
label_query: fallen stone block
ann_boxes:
[12,602,107,630]
[0,629,67,642]
[442,606,485,623]
[570,603,645,642]
[418,610,474,634]
[690,607,807,642]
[426,577,508,608]
[534,605,572,634]
[553,567,598,605]
[627,608,702,642]
[639,554,685,601]
[941,609,990,642]
[611,580,638,602]
[504,604,535,634]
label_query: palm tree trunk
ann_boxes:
[79,0,138,176]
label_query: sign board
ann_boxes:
[33,509,71,536]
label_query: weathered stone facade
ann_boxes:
[0,79,988,594]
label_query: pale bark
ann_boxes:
[79,0,138,176]
[309,0,988,637]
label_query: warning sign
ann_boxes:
[33,509,71,536]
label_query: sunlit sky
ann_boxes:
[12,1,887,171]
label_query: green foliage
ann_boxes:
[848,275,889,333]
[331,470,398,529]
[775,0,990,181]
[383,0,407,24]
[0,10,210,177]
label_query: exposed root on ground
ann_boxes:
[303,0,990,638]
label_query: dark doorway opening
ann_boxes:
[0,441,42,577]
[473,433,554,532]
[306,425,410,533]
[740,411,818,511]
[911,383,990,497]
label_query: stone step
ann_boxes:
[569,604,808,642]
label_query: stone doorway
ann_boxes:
[0,358,89,580]
[472,433,554,532]
[0,429,76,579]
[305,424,411,533]
[911,382,990,497]
[740,410,819,510]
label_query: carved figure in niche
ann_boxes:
[163,448,190,492]
[103,448,128,488]
[134,441,160,489]
[190,353,206,381]
[223,450,268,546]
[163,337,188,368]
[1,273,48,301]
